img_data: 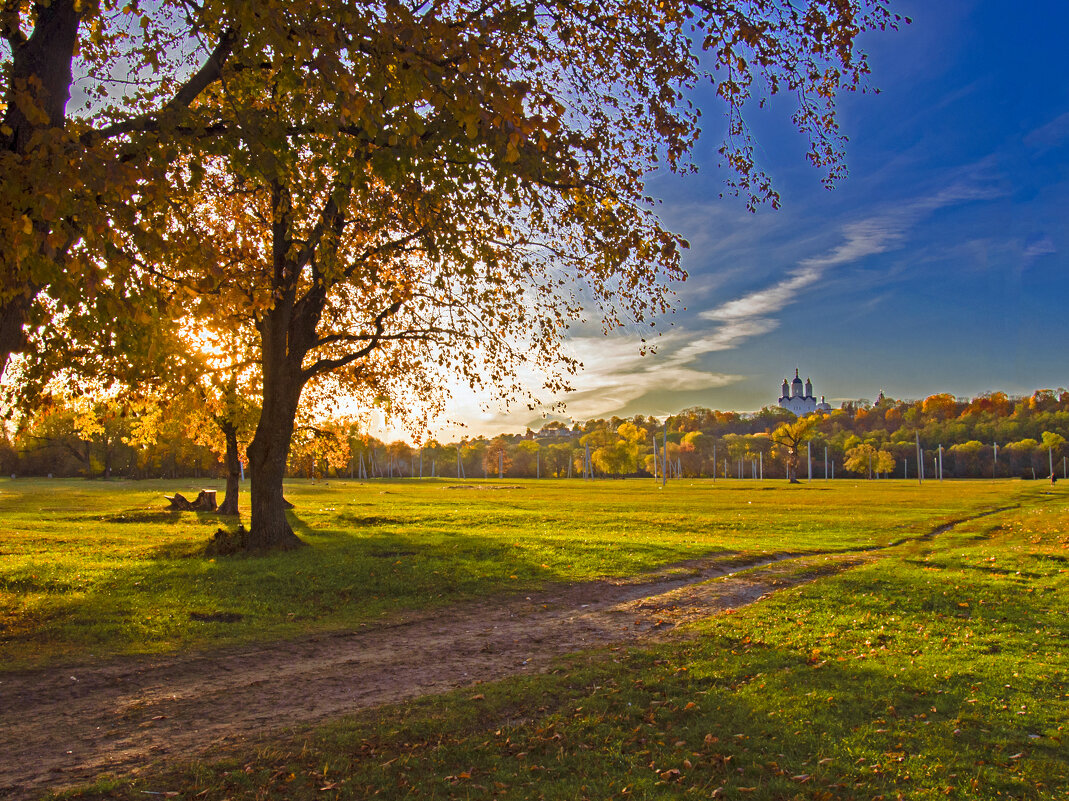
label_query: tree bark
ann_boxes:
[217,420,241,516]
[244,288,308,550]
[0,0,81,378]
[246,392,304,550]
[0,292,31,382]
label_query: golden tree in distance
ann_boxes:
[771,416,818,482]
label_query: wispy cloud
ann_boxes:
[1023,236,1056,259]
[1024,112,1069,152]
[447,180,1004,431]
[546,334,742,420]
[412,332,742,437]
[698,266,822,325]
[682,180,1003,358]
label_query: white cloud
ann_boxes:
[683,180,1002,358]
[699,267,822,323]
[1024,112,1069,151]
[671,317,778,361]
[1023,237,1056,259]
[379,332,742,440]
[549,334,742,419]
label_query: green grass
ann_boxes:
[0,477,1042,670]
[53,487,1069,801]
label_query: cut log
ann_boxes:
[164,490,218,512]
[165,492,193,511]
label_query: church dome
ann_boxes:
[778,368,823,416]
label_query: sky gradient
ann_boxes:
[411,0,1069,440]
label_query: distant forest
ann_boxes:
[5,389,1068,481]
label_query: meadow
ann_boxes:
[0,476,1029,669]
[1,477,1066,800]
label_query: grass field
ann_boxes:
[83,496,1060,795]
[0,477,1036,670]
[3,477,1067,800]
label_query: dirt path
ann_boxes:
[0,551,850,799]
[4,504,1014,800]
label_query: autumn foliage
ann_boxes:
[3,0,907,547]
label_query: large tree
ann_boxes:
[7,0,902,548]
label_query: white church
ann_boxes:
[778,369,833,415]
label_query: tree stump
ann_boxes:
[164,490,218,512]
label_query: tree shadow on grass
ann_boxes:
[3,516,601,667]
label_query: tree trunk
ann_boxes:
[244,291,308,550]
[242,177,339,550]
[217,421,241,516]
[1,1,81,379]
[0,293,32,382]
[246,391,304,550]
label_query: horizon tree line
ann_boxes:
[6,388,1067,483]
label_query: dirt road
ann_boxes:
[1,550,867,799]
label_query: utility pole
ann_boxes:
[662,421,668,488]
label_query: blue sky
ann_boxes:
[423,0,1069,439]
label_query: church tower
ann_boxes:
[778,369,831,415]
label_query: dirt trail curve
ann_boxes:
[1,552,818,798]
[0,506,1013,799]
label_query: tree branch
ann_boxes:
[301,300,403,381]
[87,27,239,143]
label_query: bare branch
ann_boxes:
[88,27,238,143]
